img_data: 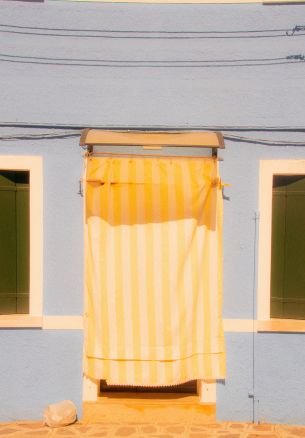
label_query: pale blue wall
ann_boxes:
[217,334,254,423]
[256,333,305,425]
[0,140,84,315]
[218,142,305,424]
[0,139,84,421]
[222,141,305,319]
[217,333,305,425]
[0,330,83,421]
[0,2,305,127]
[0,0,305,424]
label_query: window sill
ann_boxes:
[223,319,305,333]
[0,315,42,328]
[257,319,305,333]
[0,315,83,329]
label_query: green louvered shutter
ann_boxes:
[0,171,29,314]
[270,175,305,319]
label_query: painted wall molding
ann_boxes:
[223,319,256,332]
[0,315,43,328]
[0,315,83,329]
[42,316,84,329]
[223,318,305,333]
[0,316,304,332]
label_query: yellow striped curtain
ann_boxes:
[84,156,225,386]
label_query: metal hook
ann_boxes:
[286,25,305,36]
[222,186,230,201]
[286,54,305,61]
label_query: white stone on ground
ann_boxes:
[43,400,77,428]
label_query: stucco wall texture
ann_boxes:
[0,0,305,425]
[0,139,84,421]
[0,330,83,422]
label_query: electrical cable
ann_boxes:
[1,121,305,131]
[251,211,259,424]
[0,53,293,63]
[0,130,305,146]
[0,53,304,68]
[0,59,300,67]
[0,23,304,39]
[2,29,304,39]
[223,134,305,146]
[0,131,81,141]
[0,23,291,33]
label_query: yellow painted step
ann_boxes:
[83,393,215,424]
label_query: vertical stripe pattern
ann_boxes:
[84,157,225,385]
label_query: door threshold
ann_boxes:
[83,396,216,424]
[98,392,201,403]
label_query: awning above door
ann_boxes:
[80,129,225,149]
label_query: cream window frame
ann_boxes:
[0,156,43,328]
[257,159,305,331]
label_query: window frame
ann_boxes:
[0,156,43,328]
[257,160,305,330]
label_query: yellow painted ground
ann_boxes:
[2,401,305,437]
[83,393,216,424]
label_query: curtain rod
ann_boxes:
[85,152,223,161]
[86,151,223,160]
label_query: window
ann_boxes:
[270,175,305,320]
[0,171,30,314]
[0,156,43,324]
[258,160,305,323]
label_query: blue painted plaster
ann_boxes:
[0,140,84,315]
[0,330,83,422]
[0,0,305,425]
[217,332,305,425]
[217,333,254,423]
[0,2,305,127]
[256,333,305,425]
[218,143,305,424]
[221,141,305,319]
[0,140,84,420]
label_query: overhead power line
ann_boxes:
[1,121,305,132]
[0,131,80,141]
[0,53,295,63]
[0,23,290,33]
[224,134,305,146]
[0,22,304,39]
[0,53,304,68]
[1,30,300,39]
[0,126,305,146]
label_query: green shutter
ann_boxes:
[270,175,305,319]
[0,171,29,314]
